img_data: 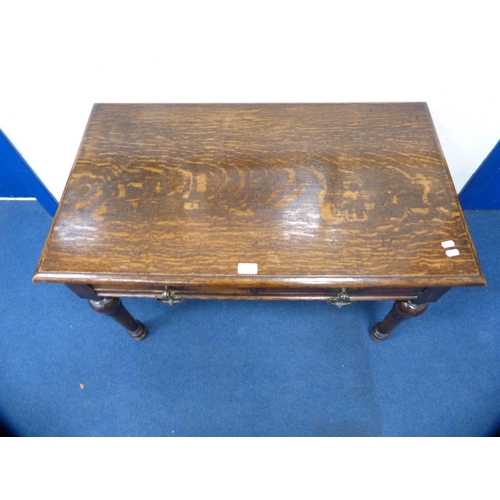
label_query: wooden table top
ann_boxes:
[34,103,485,289]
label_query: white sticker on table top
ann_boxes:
[238,263,258,275]
[446,248,460,257]
[441,240,456,248]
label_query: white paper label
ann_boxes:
[238,263,258,274]
[446,249,460,257]
[441,240,456,248]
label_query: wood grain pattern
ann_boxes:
[33,103,485,293]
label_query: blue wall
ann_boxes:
[0,160,32,197]
[0,130,58,216]
[460,140,500,210]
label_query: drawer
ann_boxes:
[92,283,424,302]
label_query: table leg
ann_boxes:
[370,300,428,342]
[88,297,148,341]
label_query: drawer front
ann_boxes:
[92,283,424,302]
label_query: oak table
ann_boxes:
[33,103,486,342]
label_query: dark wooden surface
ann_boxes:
[370,300,429,341]
[33,103,485,293]
[88,297,147,340]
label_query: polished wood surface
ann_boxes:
[33,103,485,293]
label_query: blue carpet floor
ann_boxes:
[1,201,499,436]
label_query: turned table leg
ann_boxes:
[370,300,428,342]
[89,297,148,341]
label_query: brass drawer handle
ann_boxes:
[156,287,184,306]
[327,288,356,308]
